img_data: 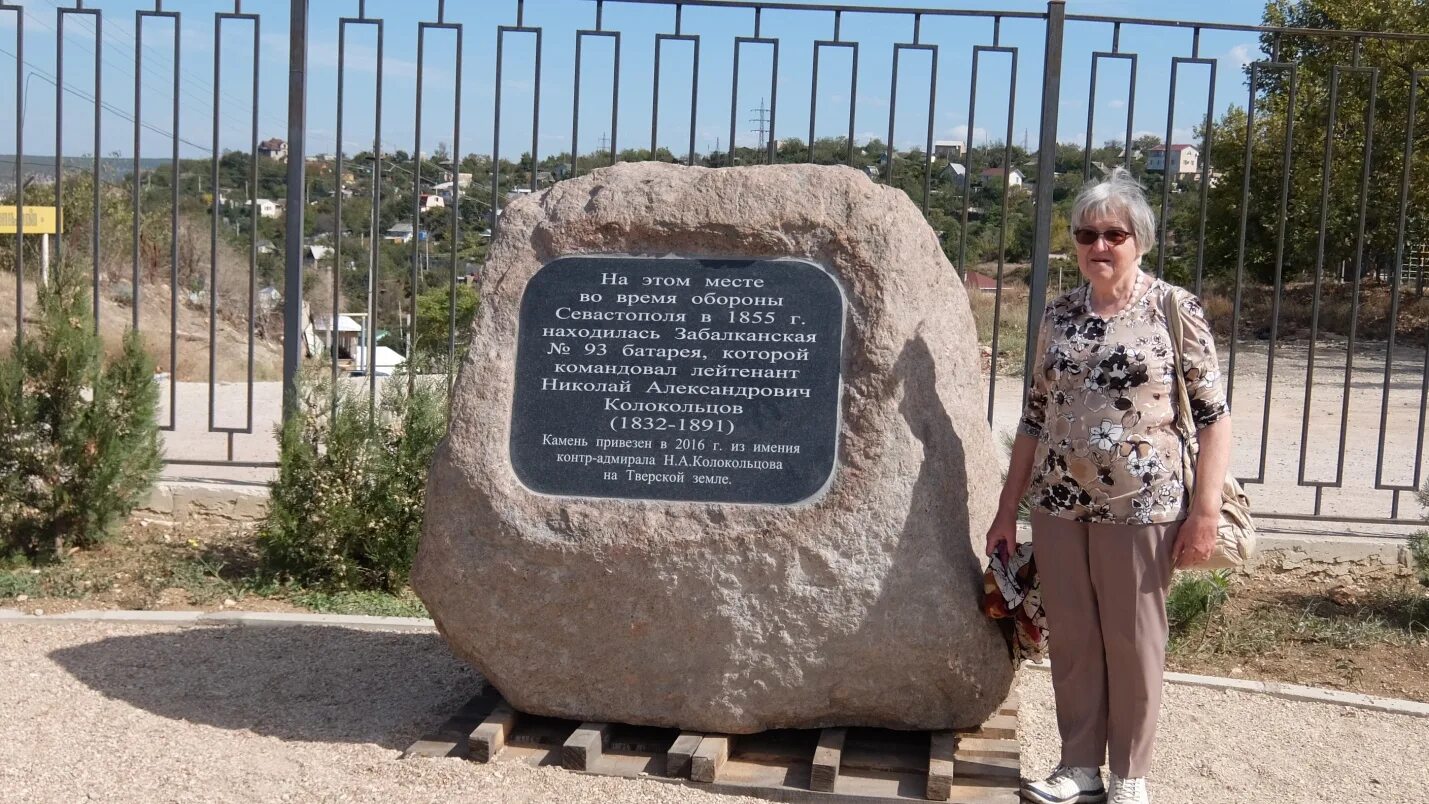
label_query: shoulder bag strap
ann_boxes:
[1162,285,1198,491]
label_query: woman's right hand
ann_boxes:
[984,510,1018,561]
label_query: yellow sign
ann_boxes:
[0,206,61,235]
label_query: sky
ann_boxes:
[0,0,1281,169]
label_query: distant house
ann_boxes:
[258,138,288,161]
[979,167,1025,187]
[940,162,967,189]
[384,222,415,244]
[963,271,1001,294]
[304,244,334,263]
[433,181,458,203]
[256,239,276,255]
[250,198,280,219]
[1147,144,1200,178]
[438,170,474,188]
[313,314,362,360]
[419,193,445,211]
[933,140,966,160]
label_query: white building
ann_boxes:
[384,222,415,244]
[979,167,1024,187]
[933,140,966,160]
[1147,144,1200,178]
[419,193,445,211]
[258,138,288,161]
[313,315,363,360]
[250,198,280,219]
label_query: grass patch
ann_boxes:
[285,589,429,618]
[1171,584,1429,661]
[1167,570,1232,636]
[166,557,248,606]
[0,569,40,599]
[969,288,1030,375]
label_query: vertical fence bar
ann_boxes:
[1375,71,1427,506]
[132,14,142,331]
[283,0,309,420]
[1081,52,1136,182]
[333,20,347,399]
[651,31,700,165]
[1155,56,1215,280]
[491,22,542,237]
[808,39,857,166]
[966,44,1017,426]
[729,35,779,165]
[137,6,181,430]
[448,26,464,386]
[1023,0,1065,390]
[56,6,102,328]
[571,29,620,177]
[4,4,22,343]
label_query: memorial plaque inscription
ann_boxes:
[509,256,844,504]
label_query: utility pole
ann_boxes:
[750,98,771,163]
[598,132,609,158]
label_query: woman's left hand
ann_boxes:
[1173,510,1220,568]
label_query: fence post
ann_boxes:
[282,0,310,421]
[1023,0,1066,390]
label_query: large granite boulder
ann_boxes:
[413,162,1014,733]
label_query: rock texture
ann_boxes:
[414,162,1014,733]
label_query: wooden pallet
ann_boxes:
[405,688,1021,803]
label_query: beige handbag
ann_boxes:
[1164,291,1256,569]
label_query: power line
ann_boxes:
[0,50,212,154]
[34,0,287,138]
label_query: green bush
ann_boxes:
[1167,569,1232,634]
[0,267,161,561]
[257,370,447,592]
[1410,531,1429,590]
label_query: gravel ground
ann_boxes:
[5,622,1427,804]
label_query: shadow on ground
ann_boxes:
[49,625,482,749]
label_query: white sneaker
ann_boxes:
[1108,774,1149,804]
[1021,764,1107,804]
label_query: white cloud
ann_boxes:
[1227,44,1256,69]
[1108,99,1126,110]
[948,124,989,143]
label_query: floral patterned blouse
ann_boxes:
[1018,278,1228,524]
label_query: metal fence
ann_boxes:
[5,0,1429,526]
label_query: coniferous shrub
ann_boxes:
[257,370,447,592]
[0,266,162,560]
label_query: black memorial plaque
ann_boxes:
[510,256,844,505]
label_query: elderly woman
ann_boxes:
[985,169,1231,804]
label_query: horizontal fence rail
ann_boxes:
[1,0,1427,527]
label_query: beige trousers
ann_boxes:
[1030,510,1181,778]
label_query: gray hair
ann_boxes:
[1069,167,1157,257]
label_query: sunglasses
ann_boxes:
[1073,228,1133,246]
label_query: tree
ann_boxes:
[0,265,161,560]
[1202,0,1429,285]
[413,283,479,370]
